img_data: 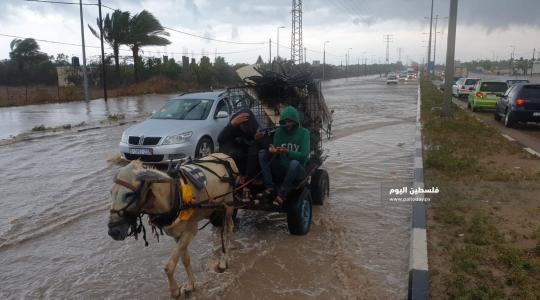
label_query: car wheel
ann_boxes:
[195,137,213,158]
[494,110,501,121]
[286,188,312,235]
[310,169,329,206]
[504,110,516,128]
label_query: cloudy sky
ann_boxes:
[0,0,539,66]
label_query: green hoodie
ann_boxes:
[273,106,310,168]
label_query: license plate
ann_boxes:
[533,112,540,117]
[129,148,153,155]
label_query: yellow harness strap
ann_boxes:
[179,178,195,221]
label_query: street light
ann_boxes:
[277,26,285,61]
[323,40,330,81]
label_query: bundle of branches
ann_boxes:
[244,65,314,107]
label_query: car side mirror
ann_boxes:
[215,111,229,119]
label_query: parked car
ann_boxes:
[506,79,530,87]
[494,84,540,127]
[452,78,480,98]
[440,76,461,91]
[119,91,238,163]
[386,74,399,84]
[467,80,508,111]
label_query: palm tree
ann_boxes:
[88,10,130,74]
[127,10,171,81]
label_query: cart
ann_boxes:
[211,64,332,235]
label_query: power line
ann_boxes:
[0,33,267,56]
[23,0,266,45]
[164,27,266,45]
[23,0,114,10]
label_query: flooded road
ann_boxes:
[0,77,418,299]
[0,94,172,140]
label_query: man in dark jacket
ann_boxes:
[258,106,310,206]
[218,108,263,201]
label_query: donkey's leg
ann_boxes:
[217,205,235,272]
[164,223,197,298]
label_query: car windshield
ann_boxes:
[479,82,508,93]
[465,79,479,85]
[152,98,214,120]
[520,85,540,98]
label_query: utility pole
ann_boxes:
[346,48,352,78]
[427,0,434,74]
[432,15,448,74]
[398,47,402,63]
[323,40,329,81]
[277,26,285,61]
[97,0,107,101]
[290,0,303,64]
[78,0,89,102]
[443,0,458,117]
[304,47,307,64]
[384,35,393,74]
[269,38,272,65]
[532,48,536,76]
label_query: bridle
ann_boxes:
[110,178,149,219]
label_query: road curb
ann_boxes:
[408,85,429,300]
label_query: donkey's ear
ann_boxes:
[134,169,171,182]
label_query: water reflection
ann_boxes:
[0,94,173,140]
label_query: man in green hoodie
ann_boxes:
[258,106,310,206]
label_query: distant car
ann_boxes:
[119,91,237,163]
[506,79,530,87]
[494,84,540,127]
[467,80,508,111]
[399,72,407,81]
[386,74,399,84]
[452,78,480,98]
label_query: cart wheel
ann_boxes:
[209,209,238,227]
[286,188,312,235]
[310,169,329,205]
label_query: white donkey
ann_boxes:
[108,153,238,298]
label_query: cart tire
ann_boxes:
[310,169,329,205]
[209,209,238,227]
[286,188,312,235]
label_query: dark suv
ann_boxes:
[494,84,540,127]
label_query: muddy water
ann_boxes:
[0,77,418,299]
[0,94,172,140]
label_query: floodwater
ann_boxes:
[0,77,418,299]
[0,94,173,140]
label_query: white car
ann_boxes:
[119,90,248,164]
[386,74,399,84]
[452,78,480,98]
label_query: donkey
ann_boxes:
[107,153,238,298]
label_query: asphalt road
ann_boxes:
[452,96,540,155]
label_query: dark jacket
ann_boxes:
[218,108,260,157]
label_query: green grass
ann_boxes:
[423,78,540,299]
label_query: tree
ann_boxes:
[197,56,213,86]
[126,10,171,81]
[213,56,238,86]
[255,55,264,65]
[88,10,130,75]
[9,38,49,72]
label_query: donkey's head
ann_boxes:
[108,161,171,241]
